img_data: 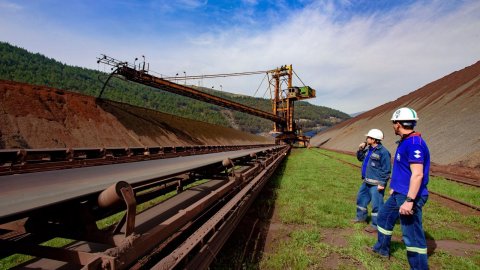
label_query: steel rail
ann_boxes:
[312,148,480,212]
[428,171,480,188]
[0,146,281,222]
[429,191,480,211]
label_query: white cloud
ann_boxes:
[0,0,22,11]
[0,1,479,114]
[154,1,480,113]
[148,0,207,12]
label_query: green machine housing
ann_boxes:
[287,86,316,100]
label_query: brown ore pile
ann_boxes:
[0,80,272,149]
[311,61,480,177]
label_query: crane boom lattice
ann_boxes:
[97,55,316,145]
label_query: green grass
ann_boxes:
[317,148,480,208]
[260,229,327,269]
[275,149,358,228]
[0,237,74,270]
[315,148,480,240]
[317,148,361,165]
[429,176,480,207]
[258,148,480,269]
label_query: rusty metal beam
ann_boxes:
[0,144,273,176]
[152,147,288,269]
[115,66,286,124]
[1,145,289,269]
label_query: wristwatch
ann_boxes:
[405,196,414,202]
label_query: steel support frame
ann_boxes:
[114,66,285,124]
[0,146,288,269]
[151,146,290,269]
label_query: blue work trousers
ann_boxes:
[355,182,384,228]
[373,192,429,270]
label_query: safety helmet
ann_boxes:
[365,129,384,140]
[391,107,419,121]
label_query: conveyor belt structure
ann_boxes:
[0,144,290,270]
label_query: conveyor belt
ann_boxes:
[0,146,279,220]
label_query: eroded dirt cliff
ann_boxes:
[0,80,272,149]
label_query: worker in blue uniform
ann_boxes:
[353,129,391,233]
[371,107,430,270]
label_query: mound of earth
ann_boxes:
[0,80,272,149]
[311,61,480,176]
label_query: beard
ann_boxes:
[393,125,401,136]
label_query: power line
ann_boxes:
[161,70,268,81]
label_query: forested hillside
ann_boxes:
[0,42,350,134]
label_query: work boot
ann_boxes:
[365,226,378,233]
[365,247,390,259]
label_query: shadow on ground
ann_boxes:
[209,160,287,269]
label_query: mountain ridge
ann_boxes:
[0,41,350,134]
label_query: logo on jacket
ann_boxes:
[414,150,422,159]
[396,153,400,161]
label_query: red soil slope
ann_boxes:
[311,61,480,171]
[0,80,272,148]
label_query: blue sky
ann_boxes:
[1,0,479,114]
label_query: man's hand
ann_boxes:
[399,201,414,215]
[389,188,394,195]
[377,185,385,191]
[359,142,367,150]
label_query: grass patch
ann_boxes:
[317,148,480,208]
[314,148,480,241]
[276,149,358,228]
[429,176,480,206]
[429,251,480,269]
[0,237,74,270]
[259,148,480,269]
[316,148,361,166]
[260,229,327,269]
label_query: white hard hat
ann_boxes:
[365,129,384,140]
[391,107,419,121]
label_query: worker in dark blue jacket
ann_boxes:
[353,129,391,233]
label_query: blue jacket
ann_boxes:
[391,132,430,196]
[357,144,391,187]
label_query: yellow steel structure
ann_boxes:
[268,65,316,145]
[98,55,315,145]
